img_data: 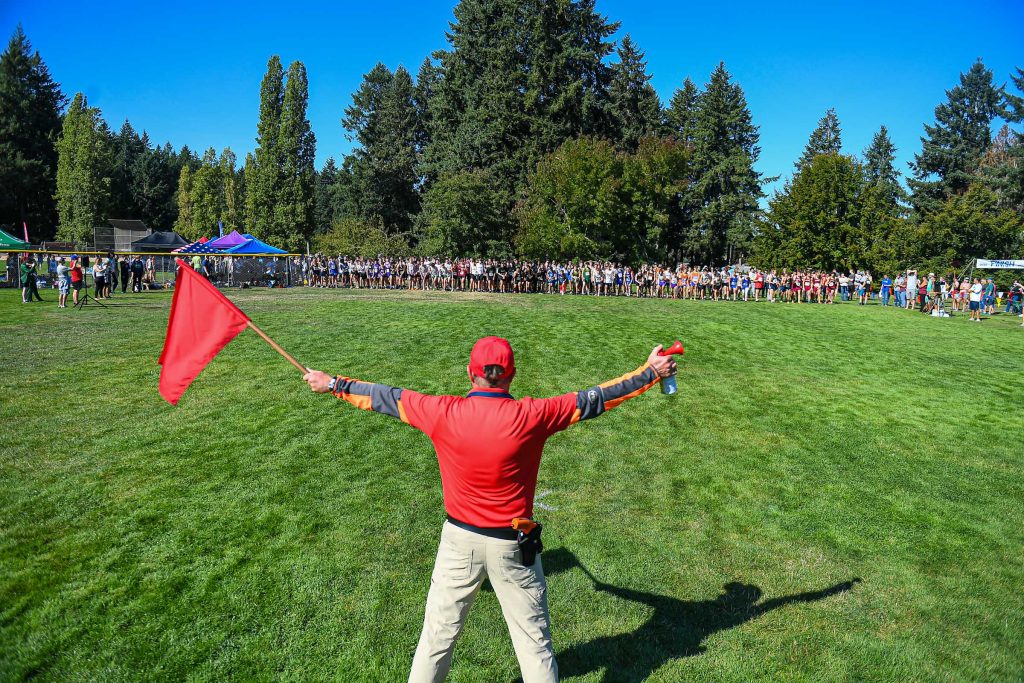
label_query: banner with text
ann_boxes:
[975,259,1024,269]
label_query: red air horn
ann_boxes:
[658,340,685,394]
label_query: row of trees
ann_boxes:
[316,0,1022,272]
[3,1,1022,270]
[755,63,1024,274]
[0,28,317,249]
[54,95,203,242]
[317,0,764,265]
[1,27,206,243]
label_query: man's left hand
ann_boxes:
[303,370,333,393]
[647,345,677,378]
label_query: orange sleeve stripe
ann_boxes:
[598,365,648,390]
[397,399,410,424]
[604,377,659,410]
[342,393,373,411]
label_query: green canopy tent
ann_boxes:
[1,229,30,287]
[0,228,30,249]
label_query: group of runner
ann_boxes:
[299,256,1017,308]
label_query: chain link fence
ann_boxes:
[2,251,298,290]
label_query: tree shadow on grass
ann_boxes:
[543,547,860,682]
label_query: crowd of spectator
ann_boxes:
[10,252,159,306]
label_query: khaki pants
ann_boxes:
[409,522,557,682]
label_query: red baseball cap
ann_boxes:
[469,336,515,380]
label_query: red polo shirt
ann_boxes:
[330,363,661,528]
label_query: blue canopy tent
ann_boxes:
[225,238,286,254]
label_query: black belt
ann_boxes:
[446,515,518,540]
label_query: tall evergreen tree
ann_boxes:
[189,147,223,237]
[314,157,339,234]
[421,0,532,200]
[412,57,439,181]
[662,77,701,261]
[608,34,662,152]
[795,108,842,171]
[908,60,1006,214]
[756,153,867,270]
[0,25,66,240]
[523,0,617,159]
[108,120,146,218]
[689,62,764,263]
[220,148,241,232]
[275,60,316,249]
[862,125,905,208]
[130,140,174,229]
[416,0,619,249]
[246,56,285,240]
[666,77,700,144]
[342,63,418,233]
[981,67,1024,212]
[173,164,196,239]
[55,93,112,243]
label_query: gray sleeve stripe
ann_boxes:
[575,386,606,421]
[369,384,404,419]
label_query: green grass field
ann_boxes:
[2,287,1022,682]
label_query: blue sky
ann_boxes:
[3,0,1022,198]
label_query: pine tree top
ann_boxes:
[796,108,842,171]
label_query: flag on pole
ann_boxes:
[218,220,223,238]
[22,221,28,243]
[158,258,250,405]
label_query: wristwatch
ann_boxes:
[327,376,338,393]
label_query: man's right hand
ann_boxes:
[647,345,677,378]
[303,370,333,393]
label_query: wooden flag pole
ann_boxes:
[246,320,308,374]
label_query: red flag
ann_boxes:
[158,259,250,405]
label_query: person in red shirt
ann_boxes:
[303,337,676,683]
[69,257,84,306]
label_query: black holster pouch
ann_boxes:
[517,523,543,567]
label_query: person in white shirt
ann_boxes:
[905,271,918,310]
[968,277,983,322]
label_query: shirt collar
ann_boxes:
[466,386,515,399]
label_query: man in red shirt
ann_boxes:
[303,337,676,682]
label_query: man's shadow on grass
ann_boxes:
[543,548,860,682]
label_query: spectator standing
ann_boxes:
[119,257,129,293]
[906,270,918,310]
[983,278,996,315]
[56,257,70,308]
[1004,280,1022,315]
[131,256,144,292]
[20,256,39,303]
[105,252,117,296]
[69,256,84,305]
[93,258,107,299]
[880,274,892,306]
[968,278,983,322]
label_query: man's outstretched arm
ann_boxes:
[544,346,676,430]
[303,370,447,436]
[303,370,409,421]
